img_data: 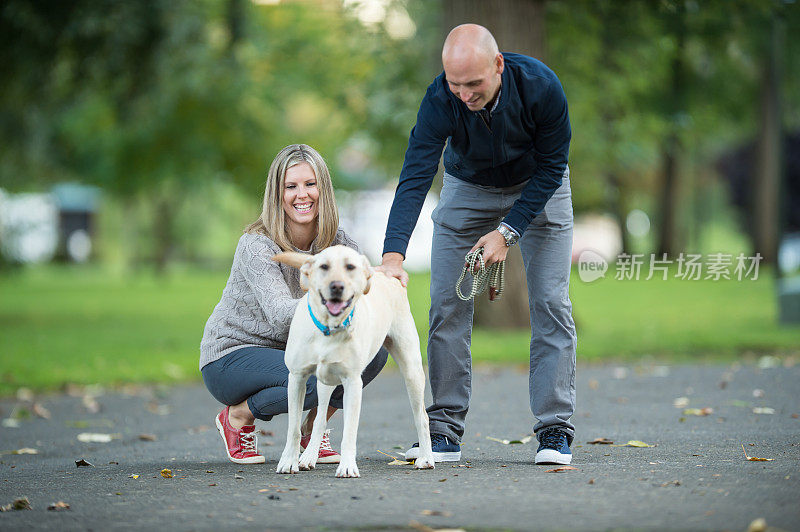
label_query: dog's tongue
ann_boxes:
[325,300,348,316]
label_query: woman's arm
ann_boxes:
[238,234,301,342]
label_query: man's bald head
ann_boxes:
[441,24,503,112]
[442,24,499,68]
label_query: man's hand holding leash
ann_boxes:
[469,229,509,269]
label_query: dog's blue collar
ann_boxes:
[308,299,354,336]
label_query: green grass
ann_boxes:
[1,265,798,394]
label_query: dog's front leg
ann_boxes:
[391,332,435,470]
[299,381,335,470]
[335,375,362,478]
[276,372,308,474]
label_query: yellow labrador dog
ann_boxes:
[272,245,435,478]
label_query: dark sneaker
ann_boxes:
[534,427,572,465]
[404,433,461,462]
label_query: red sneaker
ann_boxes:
[215,407,265,464]
[300,429,341,464]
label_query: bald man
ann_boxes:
[379,24,576,465]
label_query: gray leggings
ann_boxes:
[201,345,389,421]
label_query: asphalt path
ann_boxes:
[1,361,798,531]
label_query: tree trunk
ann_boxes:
[443,0,546,59]
[656,5,687,258]
[153,193,175,274]
[753,8,784,266]
[598,3,630,255]
[443,0,547,329]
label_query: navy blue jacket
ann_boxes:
[383,52,571,257]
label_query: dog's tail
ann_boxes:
[271,251,311,269]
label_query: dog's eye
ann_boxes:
[346,264,356,271]
[320,264,329,271]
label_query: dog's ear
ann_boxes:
[298,258,314,292]
[361,255,373,295]
[271,251,311,269]
[272,252,313,292]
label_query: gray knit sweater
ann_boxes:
[199,229,359,370]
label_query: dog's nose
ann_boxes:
[329,281,344,298]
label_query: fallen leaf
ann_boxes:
[75,459,93,467]
[672,397,690,408]
[409,521,446,532]
[747,517,767,532]
[742,444,774,462]
[258,489,270,493]
[2,448,38,455]
[1,497,32,511]
[259,430,274,437]
[486,434,534,445]
[14,498,32,510]
[208,483,217,486]
[757,355,780,369]
[77,432,117,443]
[545,466,578,473]
[752,407,775,415]
[47,501,70,511]
[32,403,51,419]
[587,437,613,445]
[16,387,34,401]
[588,378,599,390]
[421,509,453,517]
[376,449,413,465]
[660,480,681,487]
[610,440,655,448]
[792,413,798,419]
[683,407,713,416]
[129,474,139,479]
[587,478,595,484]
[82,395,100,414]
[147,402,171,416]
[161,468,173,478]
[138,434,157,442]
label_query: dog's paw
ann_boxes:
[335,459,360,478]
[414,455,435,470]
[276,455,299,474]
[298,449,317,471]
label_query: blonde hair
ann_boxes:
[245,144,339,252]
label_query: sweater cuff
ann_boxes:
[382,237,409,259]
[501,210,533,237]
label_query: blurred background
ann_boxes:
[1,0,799,395]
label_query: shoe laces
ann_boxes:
[319,429,334,452]
[430,433,449,446]
[539,428,565,450]
[239,430,257,453]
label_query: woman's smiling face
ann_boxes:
[282,162,319,232]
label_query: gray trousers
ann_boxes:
[427,170,577,444]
